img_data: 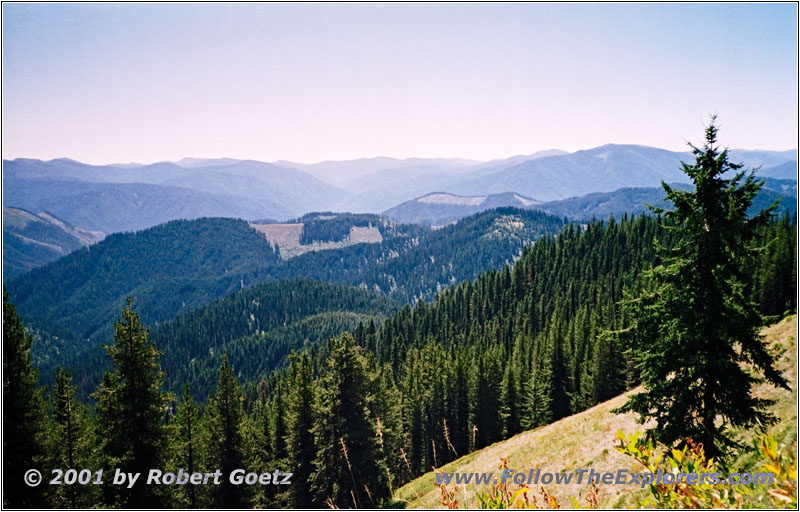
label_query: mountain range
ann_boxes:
[3,145,795,279]
[2,207,105,279]
[4,146,794,232]
[5,209,566,370]
[384,177,797,225]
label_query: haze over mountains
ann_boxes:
[385,177,797,226]
[3,144,796,278]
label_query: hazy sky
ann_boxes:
[2,3,797,164]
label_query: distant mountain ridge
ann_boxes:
[385,177,797,225]
[4,145,794,236]
[3,157,345,232]
[383,192,540,225]
[2,207,105,280]
[6,208,566,357]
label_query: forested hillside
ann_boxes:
[4,125,796,509]
[55,279,397,399]
[2,207,104,280]
[6,218,281,363]
[394,316,798,509]
[285,208,568,302]
[7,208,567,368]
[7,210,793,508]
[4,202,795,508]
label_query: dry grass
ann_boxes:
[394,315,797,509]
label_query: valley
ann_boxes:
[5,145,794,281]
[4,4,796,510]
[2,141,796,510]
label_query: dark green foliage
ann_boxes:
[2,172,794,509]
[288,208,568,303]
[312,333,391,508]
[285,353,317,508]
[205,354,250,508]
[752,212,797,317]
[92,298,169,508]
[3,288,48,508]
[168,384,202,508]
[298,213,392,244]
[472,349,503,448]
[54,279,396,399]
[370,363,406,494]
[7,217,281,345]
[618,119,791,457]
[11,209,565,384]
[152,279,396,398]
[588,332,626,404]
[49,367,95,508]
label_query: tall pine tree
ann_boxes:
[51,367,94,508]
[619,118,790,456]
[312,333,390,508]
[169,384,201,508]
[205,353,250,508]
[93,297,169,507]
[285,352,318,508]
[3,289,48,508]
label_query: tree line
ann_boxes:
[4,121,796,508]
[5,213,793,508]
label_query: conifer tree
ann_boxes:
[93,297,169,507]
[372,364,406,490]
[206,353,250,508]
[589,332,626,404]
[94,370,124,507]
[3,289,48,508]
[170,384,201,508]
[271,381,288,462]
[285,352,317,508]
[51,367,94,508]
[500,362,521,437]
[312,333,390,508]
[525,352,553,429]
[619,118,790,456]
[471,350,502,448]
[402,349,425,475]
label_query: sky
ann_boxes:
[2,3,797,164]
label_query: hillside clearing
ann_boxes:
[394,315,797,509]
[250,222,383,258]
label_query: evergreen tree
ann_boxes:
[93,370,124,507]
[619,118,790,456]
[402,349,425,475]
[524,350,553,429]
[170,384,201,508]
[93,297,169,507]
[3,289,48,508]
[285,352,317,508]
[249,382,276,507]
[271,381,288,462]
[589,332,626,404]
[372,364,406,491]
[471,350,502,448]
[312,333,390,508]
[205,353,250,508]
[51,367,94,508]
[500,361,521,437]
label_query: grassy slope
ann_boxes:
[394,315,797,509]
